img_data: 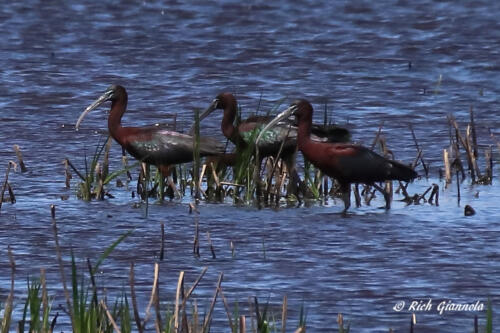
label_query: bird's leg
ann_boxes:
[284,154,299,198]
[167,176,181,199]
[159,165,178,200]
[287,169,301,197]
[354,183,362,208]
[372,183,391,209]
[340,183,351,215]
[137,162,150,201]
[158,165,169,201]
[160,165,181,199]
[255,156,265,201]
[142,162,150,217]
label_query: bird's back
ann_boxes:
[302,142,417,185]
[124,128,224,166]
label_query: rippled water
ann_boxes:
[1,0,499,331]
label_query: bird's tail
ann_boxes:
[389,160,418,181]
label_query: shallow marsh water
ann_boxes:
[1,0,500,331]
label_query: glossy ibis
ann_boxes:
[199,92,351,194]
[259,99,417,212]
[75,85,225,176]
[199,92,350,156]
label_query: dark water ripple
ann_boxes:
[1,0,500,331]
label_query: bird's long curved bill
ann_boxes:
[255,104,297,147]
[188,98,218,135]
[75,92,110,131]
[199,99,218,122]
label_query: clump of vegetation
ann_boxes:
[65,136,138,201]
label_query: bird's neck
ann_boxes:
[108,98,127,145]
[297,115,313,151]
[222,105,247,147]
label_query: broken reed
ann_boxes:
[443,109,492,187]
[0,161,16,212]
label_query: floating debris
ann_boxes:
[465,205,476,216]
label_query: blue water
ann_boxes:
[1,0,499,331]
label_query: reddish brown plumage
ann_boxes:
[77,85,224,176]
[201,92,351,156]
[292,99,417,211]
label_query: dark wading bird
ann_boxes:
[258,99,418,213]
[198,92,351,194]
[75,85,225,177]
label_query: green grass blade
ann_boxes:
[70,250,80,333]
[485,298,492,333]
[103,161,141,185]
[92,229,134,276]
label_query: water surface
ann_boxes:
[1,1,499,331]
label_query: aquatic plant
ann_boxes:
[67,136,139,201]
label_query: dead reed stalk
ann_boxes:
[443,149,451,186]
[129,262,144,333]
[219,286,234,329]
[428,184,439,206]
[240,315,246,333]
[63,159,72,189]
[100,300,121,333]
[281,295,288,333]
[160,223,165,261]
[485,146,493,183]
[370,123,384,150]
[469,106,479,158]
[409,125,428,177]
[206,231,216,259]
[174,271,185,332]
[64,158,86,181]
[142,262,160,329]
[202,273,224,332]
[410,313,416,333]
[193,216,200,257]
[1,246,15,332]
[50,204,74,329]
[41,268,49,331]
[0,162,13,212]
[13,144,27,172]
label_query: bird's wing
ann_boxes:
[239,122,297,144]
[321,144,414,183]
[126,130,224,166]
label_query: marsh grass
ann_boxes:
[445,111,493,186]
[1,216,494,332]
[67,136,139,201]
[19,273,52,333]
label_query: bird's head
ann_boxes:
[75,85,127,130]
[254,98,314,147]
[289,99,313,122]
[198,92,237,122]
